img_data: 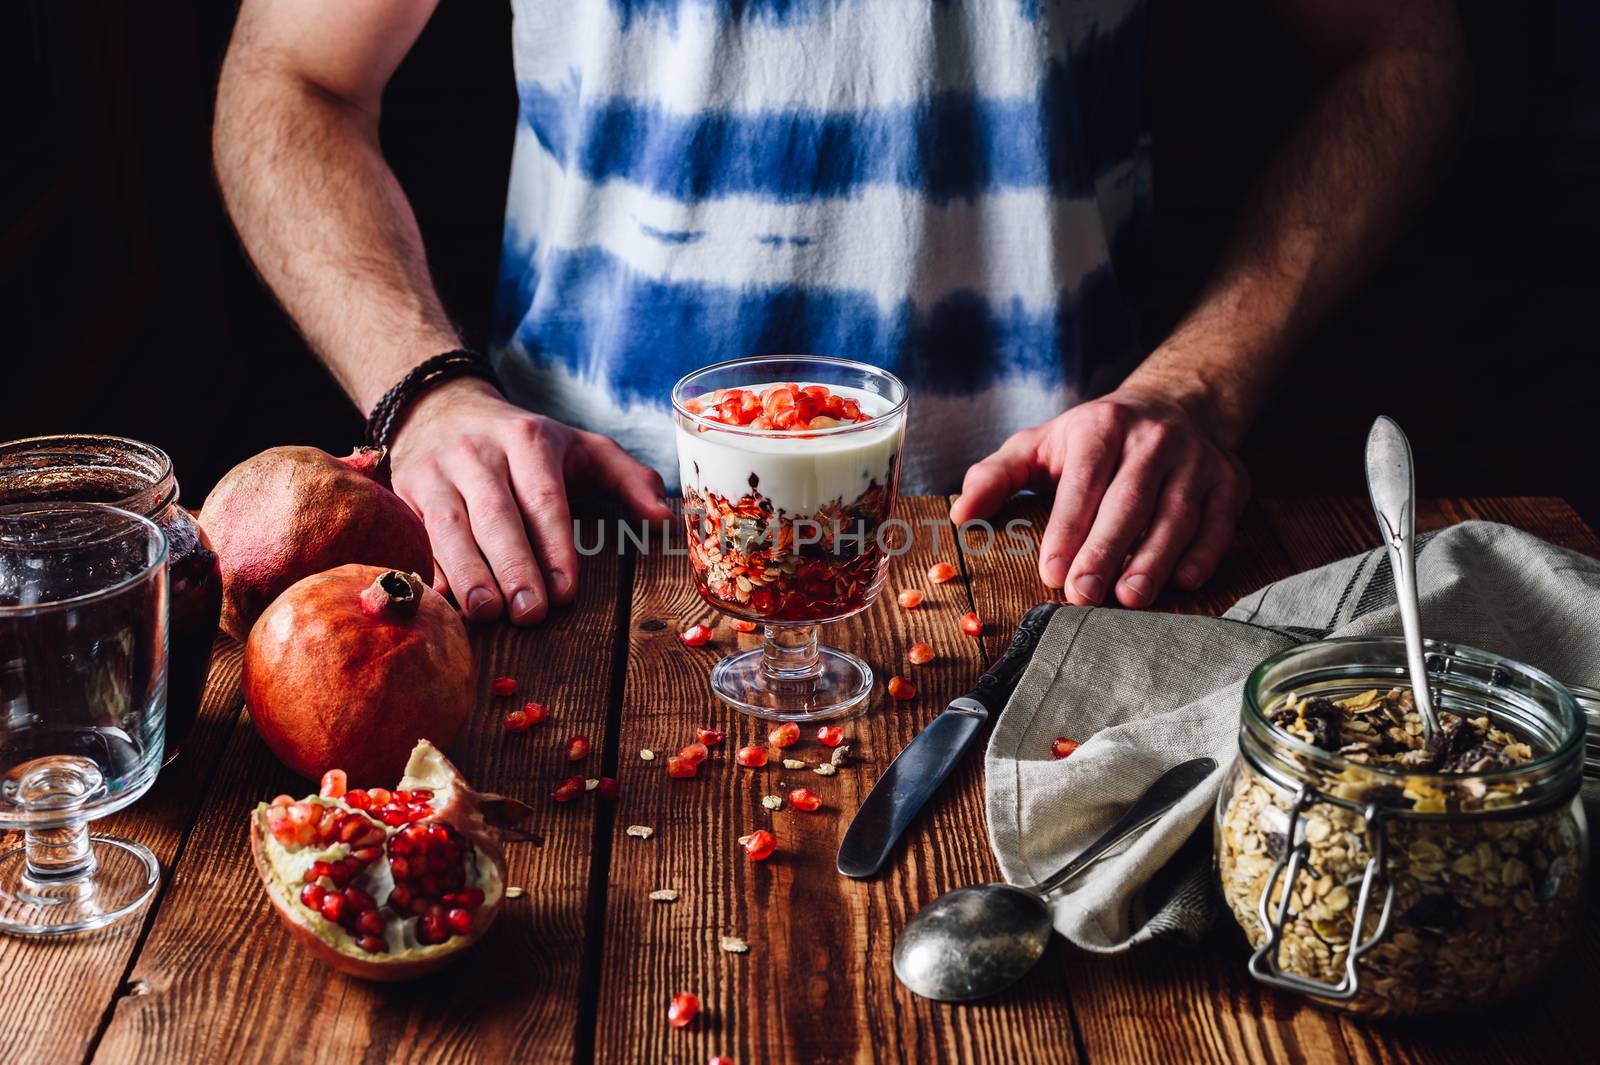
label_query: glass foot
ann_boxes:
[711,641,874,723]
[0,834,160,937]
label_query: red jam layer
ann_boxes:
[684,383,871,432]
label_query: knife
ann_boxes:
[837,601,1062,879]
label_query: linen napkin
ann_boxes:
[984,520,1600,952]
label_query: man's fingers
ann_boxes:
[413,485,502,622]
[1063,441,1178,607]
[456,459,549,625]
[1114,461,1207,608]
[1172,463,1249,591]
[949,429,1039,525]
[507,451,579,611]
[576,431,671,520]
[1037,423,1120,589]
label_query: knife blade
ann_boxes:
[837,601,1062,879]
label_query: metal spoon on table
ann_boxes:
[1364,416,1442,746]
[892,756,1217,1002]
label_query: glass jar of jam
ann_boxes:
[0,435,222,764]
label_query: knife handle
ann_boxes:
[964,601,1061,713]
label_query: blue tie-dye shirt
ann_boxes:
[492,0,1149,494]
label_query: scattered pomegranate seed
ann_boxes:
[566,735,591,761]
[491,676,517,696]
[1052,737,1080,760]
[735,746,769,768]
[815,725,844,747]
[668,991,701,1029]
[927,562,957,584]
[730,619,758,633]
[596,777,621,800]
[743,829,777,861]
[319,769,347,799]
[768,722,800,748]
[667,755,698,779]
[679,624,713,647]
[522,701,549,724]
[695,726,725,747]
[678,741,710,766]
[709,1058,737,1065]
[552,776,585,802]
[504,708,531,732]
[788,788,822,812]
[960,611,983,637]
[887,675,917,700]
[908,642,935,665]
[896,588,925,610]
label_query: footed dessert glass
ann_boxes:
[672,356,908,722]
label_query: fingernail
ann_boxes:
[1073,574,1105,604]
[1041,554,1067,588]
[1121,573,1153,604]
[549,571,571,598]
[511,590,537,618]
[1177,565,1202,588]
[465,587,494,615]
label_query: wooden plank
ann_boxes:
[89,516,632,1065]
[0,638,246,1065]
[593,497,1082,1065]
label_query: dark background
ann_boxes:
[4,1,1597,525]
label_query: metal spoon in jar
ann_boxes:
[1364,416,1442,746]
[892,756,1216,1002]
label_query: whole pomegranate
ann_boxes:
[199,445,433,640]
[251,741,530,981]
[245,566,472,783]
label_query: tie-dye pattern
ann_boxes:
[493,0,1149,494]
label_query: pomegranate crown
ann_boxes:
[358,570,426,619]
[341,446,392,484]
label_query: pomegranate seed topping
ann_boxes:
[788,788,822,812]
[678,741,709,766]
[815,726,844,747]
[668,991,701,1029]
[490,676,518,696]
[596,777,621,800]
[743,829,777,861]
[552,776,585,802]
[446,908,474,936]
[768,722,800,748]
[735,746,768,768]
[366,788,392,807]
[318,769,347,799]
[896,588,925,610]
[679,624,713,647]
[566,735,591,761]
[695,726,725,747]
[960,611,983,637]
[927,562,957,584]
[1051,737,1080,759]
[504,708,531,732]
[887,675,917,700]
[666,755,698,779]
[343,789,370,810]
[523,701,549,724]
[730,619,758,633]
[908,642,935,665]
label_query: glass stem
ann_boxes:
[762,623,823,683]
[24,822,96,883]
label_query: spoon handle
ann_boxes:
[1364,416,1440,743]
[1033,757,1216,898]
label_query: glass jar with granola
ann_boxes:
[1216,637,1587,1016]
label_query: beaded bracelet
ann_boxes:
[364,349,502,449]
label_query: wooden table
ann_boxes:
[5,495,1598,1065]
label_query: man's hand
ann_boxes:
[949,380,1249,608]
[390,379,670,624]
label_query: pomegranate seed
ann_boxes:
[319,769,347,799]
[679,624,713,647]
[668,991,700,1029]
[927,562,958,584]
[270,794,294,808]
[896,588,925,609]
[768,722,800,748]
[667,755,698,779]
[490,676,518,697]
[320,892,346,922]
[709,1058,736,1065]
[357,934,387,953]
[344,886,374,910]
[419,913,449,944]
[678,741,709,766]
[523,701,549,724]
[504,708,531,732]
[553,776,585,802]
[446,907,474,936]
[366,788,392,807]
[788,788,822,812]
[743,829,777,861]
[735,746,768,768]
[409,789,433,801]
[960,611,983,637]
[695,726,725,747]
[596,777,621,800]
[887,675,917,700]
[1052,737,1080,759]
[815,726,844,747]
[908,642,935,665]
[566,735,591,761]
[355,909,384,936]
[300,883,325,909]
[343,789,370,810]
[447,886,485,908]
[730,619,758,633]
